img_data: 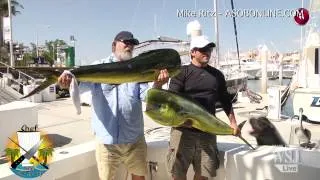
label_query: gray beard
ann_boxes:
[118,51,132,61]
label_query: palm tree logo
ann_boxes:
[4,147,20,164]
[5,132,54,178]
[38,143,54,166]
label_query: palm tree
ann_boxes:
[38,147,53,165]
[42,51,54,66]
[4,148,20,164]
[0,0,23,47]
[43,39,67,66]
[44,40,55,66]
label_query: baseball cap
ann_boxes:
[190,35,216,50]
[114,31,139,45]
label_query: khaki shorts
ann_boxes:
[167,128,220,178]
[95,136,147,180]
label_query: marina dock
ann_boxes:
[0,88,320,180]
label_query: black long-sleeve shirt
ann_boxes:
[169,63,232,116]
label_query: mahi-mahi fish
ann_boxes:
[18,48,181,99]
[145,88,255,150]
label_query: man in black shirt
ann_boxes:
[166,35,240,180]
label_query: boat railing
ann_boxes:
[0,62,36,82]
[0,62,36,93]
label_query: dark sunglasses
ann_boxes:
[119,39,136,45]
[195,47,213,53]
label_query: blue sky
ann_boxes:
[12,0,310,65]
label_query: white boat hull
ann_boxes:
[244,68,260,79]
[256,70,279,79]
[113,139,320,180]
[291,35,320,122]
[292,88,320,122]
[283,69,295,79]
[226,72,248,93]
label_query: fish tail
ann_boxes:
[20,74,58,99]
[238,120,247,131]
[235,120,256,150]
[238,135,256,150]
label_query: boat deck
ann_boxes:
[1,91,320,180]
[18,91,320,152]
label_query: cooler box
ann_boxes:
[42,84,56,102]
[267,86,281,120]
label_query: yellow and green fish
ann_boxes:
[145,88,255,150]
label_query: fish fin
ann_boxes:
[236,121,255,150]
[238,135,256,150]
[137,48,179,60]
[138,49,166,57]
[238,120,247,131]
[20,75,58,99]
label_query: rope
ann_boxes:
[242,80,291,106]
[243,88,263,104]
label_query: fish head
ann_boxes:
[145,88,184,127]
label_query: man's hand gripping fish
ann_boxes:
[145,88,255,150]
[17,49,182,114]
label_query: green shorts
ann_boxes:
[166,127,220,178]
